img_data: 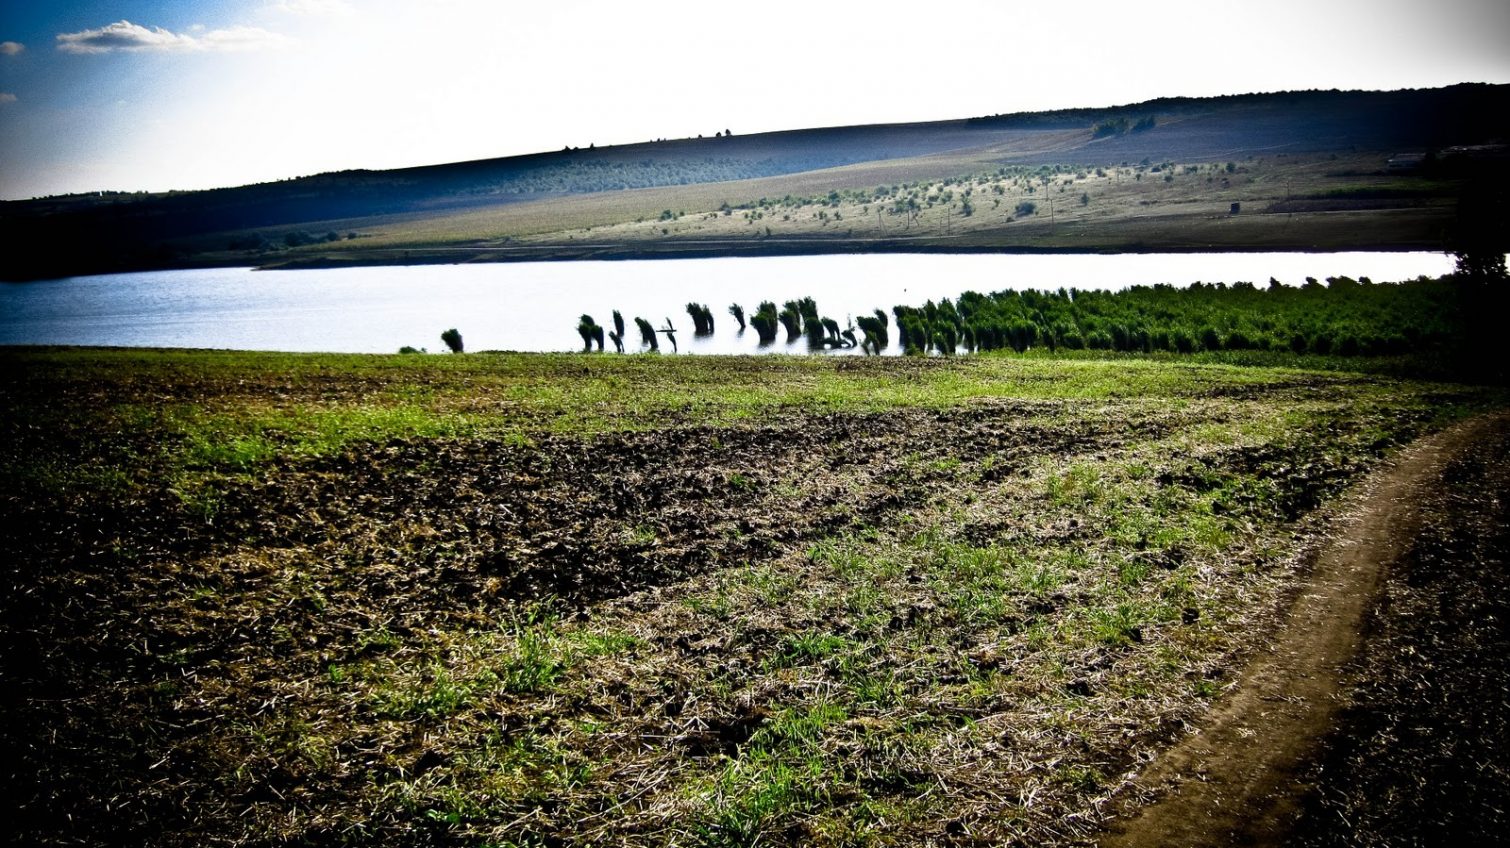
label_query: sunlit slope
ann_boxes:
[2,85,1505,279]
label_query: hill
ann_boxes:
[2,84,1507,280]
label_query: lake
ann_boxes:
[0,252,1455,354]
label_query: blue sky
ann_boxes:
[3,1,1509,200]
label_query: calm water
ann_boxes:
[0,252,1455,354]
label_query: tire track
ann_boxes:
[1098,410,1510,847]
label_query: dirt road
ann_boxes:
[1100,410,1510,847]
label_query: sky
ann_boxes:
[1,1,1508,200]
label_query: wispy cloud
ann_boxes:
[56,21,289,54]
[272,0,355,15]
[0,41,25,55]
[0,93,17,104]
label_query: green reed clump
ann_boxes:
[635,317,659,351]
[576,315,605,352]
[686,303,715,336]
[778,303,802,343]
[750,302,779,345]
[856,315,887,354]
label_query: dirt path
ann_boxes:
[1099,410,1510,848]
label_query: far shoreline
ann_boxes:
[258,239,1451,274]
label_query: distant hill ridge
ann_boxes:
[2,83,1506,280]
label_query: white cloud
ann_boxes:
[0,93,17,104]
[56,20,289,54]
[0,41,24,55]
[272,0,355,15]
[198,26,293,51]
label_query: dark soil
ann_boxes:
[1288,414,1510,846]
[2,352,1496,847]
[1098,411,1510,847]
[1,399,1171,847]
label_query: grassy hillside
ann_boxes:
[258,151,1469,265]
[3,84,1507,280]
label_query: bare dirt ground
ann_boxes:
[1097,410,1510,847]
[4,351,1501,846]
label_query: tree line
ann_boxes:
[427,273,1486,369]
[889,275,1463,357]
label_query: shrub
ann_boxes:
[634,317,659,351]
[576,315,604,352]
[1170,328,1194,354]
[750,302,779,345]
[1093,117,1129,138]
[856,315,888,354]
[804,313,828,349]
[795,298,820,333]
[685,303,714,336]
[1009,320,1038,353]
[902,316,930,356]
[818,318,842,348]
[778,303,803,343]
[1199,327,1222,352]
[440,328,463,353]
[933,324,958,355]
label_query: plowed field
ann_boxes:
[1,349,1500,846]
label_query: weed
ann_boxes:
[696,759,810,848]
[374,664,473,719]
[766,632,852,670]
[1087,604,1146,648]
[1016,558,1069,595]
[1046,462,1105,506]
[1054,764,1106,793]
[496,602,569,694]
